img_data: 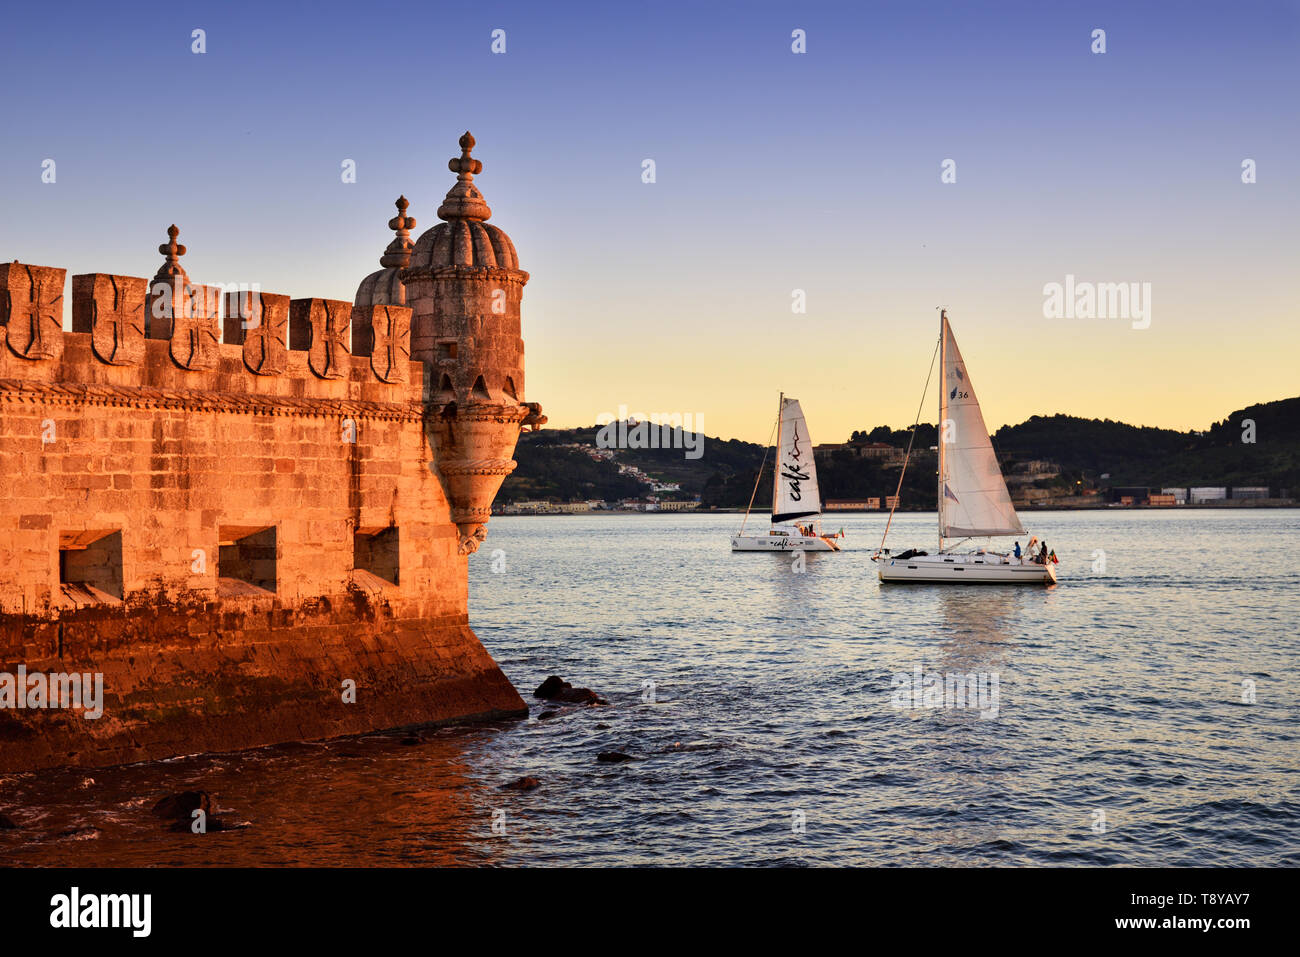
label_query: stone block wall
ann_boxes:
[0,263,526,772]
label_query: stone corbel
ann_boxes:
[521,401,546,431]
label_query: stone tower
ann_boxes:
[2,182,535,770]
[357,132,544,554]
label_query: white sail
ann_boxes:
[772,397,822,524]
[938,316,1025,539]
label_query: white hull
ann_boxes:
[732,533,840,552]
[876,551,1055,584]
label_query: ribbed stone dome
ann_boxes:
[408,219,519,271]
[355,134,523,309]
[407,132,522,273]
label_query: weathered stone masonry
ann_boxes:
[0,133,541,772]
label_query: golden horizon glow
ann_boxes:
[523,289,1300,446]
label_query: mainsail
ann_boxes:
[938,316,1025,539]
[772,397,822,524]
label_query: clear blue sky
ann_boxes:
[2,0,1296,441]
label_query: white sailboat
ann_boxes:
[873,311,1056,584]
[732,394,843,552]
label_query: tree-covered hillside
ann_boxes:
[501,396,1300,506]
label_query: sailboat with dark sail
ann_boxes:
[732,394,842,552]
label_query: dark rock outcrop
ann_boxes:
[560,687,605,704]
[534,675,607,705]
[500,776,541,791]
[597,751,636,763]
[151,790,212,820]
[534,675,567,698]
[0,813,18,830]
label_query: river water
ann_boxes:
[3,510,1297,866]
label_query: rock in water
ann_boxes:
[500,776,541,791]
[597,751,636,763]
[0,813,17,830]
[533,675,567,698]
[559,686,606,704]
[151,790,212,820]
[534,675,608,705]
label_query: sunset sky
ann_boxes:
[1,0,1295,444]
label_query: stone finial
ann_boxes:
[379,196,417,269]
[449,132,482,177]
[155,224,188,281]
[436,131,493,222]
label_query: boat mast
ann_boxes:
[771,392,783,523]
[937,310,947,553]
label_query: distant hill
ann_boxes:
[501,396,1299,507]
[991,415,1191,474]
[993,396,1300,490]
[501,425,767,506]
[495,439,646,503]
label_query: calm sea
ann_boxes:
[3,510,1297,866]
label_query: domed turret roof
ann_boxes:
[408,219,519,271]
[354,195,415,307]
[407,132,522,273]
[354,133,524,310]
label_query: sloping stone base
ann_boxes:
[0,589,526,772]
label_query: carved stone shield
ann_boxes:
[1,263,66,361]
[235,291,289,376]
[170,283,220,370]
[369,305,411,383]
[73,273,146,366]
[290,298,351,380]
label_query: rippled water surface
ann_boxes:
[3,510,1298,866]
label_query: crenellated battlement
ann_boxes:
[0,131,537,772]
[0,249,418,399]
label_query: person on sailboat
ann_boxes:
[1037,542,1048,564]
[1013,541,1022,560]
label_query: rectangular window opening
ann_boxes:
[436,340,458,361]
[218,525,277,596]
[353,526,399,587]
[59,529,124,603]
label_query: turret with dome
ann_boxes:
[355,132,543,554]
